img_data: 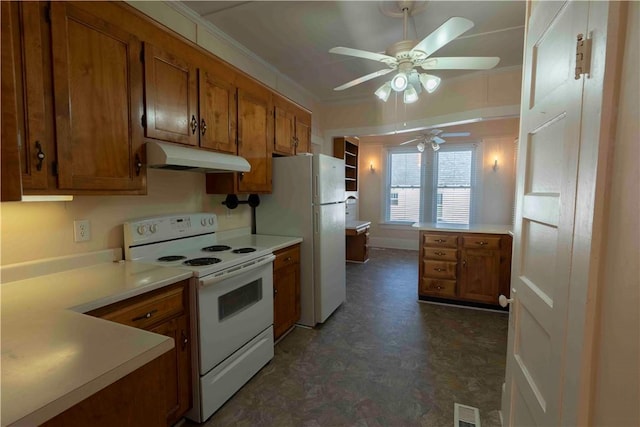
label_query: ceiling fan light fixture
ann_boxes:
[431,141,441,151]
[417,141,425,152]
[420,73,441,93]
[403,85,419,103]
[390,72,408,92]
[374,82,392,102]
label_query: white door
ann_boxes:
[502,1,622,425]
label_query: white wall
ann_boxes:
[591,3,640,425]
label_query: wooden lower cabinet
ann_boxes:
[87,280,192,426]
[419,231,512,307]
[346,225,370,263]
[273,244,300,339]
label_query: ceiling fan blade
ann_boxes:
[333,68,394,91]
[410,17,474,58]
[330,47,397,64]
[420,57,500,70]
[433,136,446,144]
[399,138,422,146]
[440,132,471,137]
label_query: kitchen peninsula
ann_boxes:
[413,223,513,309]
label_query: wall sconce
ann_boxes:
[369,162,375,172]
[492,158,499,172]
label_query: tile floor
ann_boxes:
[188,248,508,427]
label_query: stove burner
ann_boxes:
[202,245,232,252]
[232,247,256,254]
[157,255,187,262]
[183,257,221,266]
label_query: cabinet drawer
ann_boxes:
[423,247,457,261]
[420,279,456,297]
[91,285,185,330]
[462,235,501,250]
[423,260,457,279]
[423,233,458,248]
[274,245,300,271]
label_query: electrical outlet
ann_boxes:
[74,219,91,242]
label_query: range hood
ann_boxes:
[146,141,250,173]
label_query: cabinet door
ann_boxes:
[150,314,191,426]
[1,1,23,201]
[459,248,501,304]
[50,3,144,191]
[144,43,198,146]
[273,262,300,339]
[12,2,51,191]
[237,88,271,193]
[295,114,311,154]
[274,105,295,155]
[199,70,237,154]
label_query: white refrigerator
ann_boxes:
[256,154,346,326]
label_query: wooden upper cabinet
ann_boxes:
[143,42,198,146]
[199,69,237,154]
[50,2,145,191]
[236,86,272,193]
[273,95,312,156]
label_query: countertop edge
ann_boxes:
[268,237,303,252]
[7,336,174,427]
[411,223,513,235]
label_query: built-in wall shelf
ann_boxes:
[333,136,359,192]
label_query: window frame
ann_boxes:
[383,146,425,225]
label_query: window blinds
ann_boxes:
[388,151,422,222]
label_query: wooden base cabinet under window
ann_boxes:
[87,280,193,426]
[273,244,301,340]
[419,231,512,308]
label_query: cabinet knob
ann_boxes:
[434,251,445,256]
[132,309,157,322]
[190,115,198,134]
[498,294,514,307]
[181,330,188,350]
[285,256,292,262]
[476,241,488,246]
[135,154,143,176]
[435,239,446,243]
[200,118,207,136]
[434,267,445,272]
[35,141,45,171]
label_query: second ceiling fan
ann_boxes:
[330,1,500,103]
[400,129,471,152]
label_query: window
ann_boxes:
[385,150,422,222]
[384,143,479,225]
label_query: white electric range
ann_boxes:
[124,213,275,423]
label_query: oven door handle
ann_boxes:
[199,254,275,288]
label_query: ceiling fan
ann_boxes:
[329,1,500,103]
[400,129,471,152]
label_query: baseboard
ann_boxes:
[369,237,419,250]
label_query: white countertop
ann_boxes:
[1,262,192,427]
[0,235,302,426]
[412,222,513,235]
[345,220,371,230]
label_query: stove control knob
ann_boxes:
[137,225,147,235]
[201,218,207,227]
[208,217,215,225]
[149,224,158,234]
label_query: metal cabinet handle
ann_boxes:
[201,118,207,136]
[181,330,188,350]
[435,239,446,243]
[476,241,488,246]
[434,267,445,272]
[463,259,467,267]
[273,288,278,297]
[434,251,446,256]
[135,154,142,176]
[35,141,45,171]
[285,256,292,262]
[190,115,198,134]
[132,309,157,322]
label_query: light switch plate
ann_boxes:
[74,219,91,242]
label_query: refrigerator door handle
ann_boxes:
[315,211,319,234]
[314,174,318,200]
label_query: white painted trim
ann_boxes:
[323,104,521,140]
[369,237,419,251]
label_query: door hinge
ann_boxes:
[51,161,58,176]
[141,114,146,128]
[574,33,592,79]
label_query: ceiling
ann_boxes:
[182,1,526,104]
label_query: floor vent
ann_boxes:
[454,403,481,427]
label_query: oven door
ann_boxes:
[197,255,274,375]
